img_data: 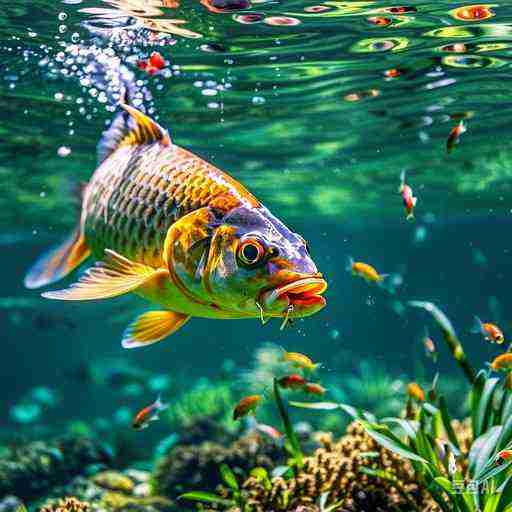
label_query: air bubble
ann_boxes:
[58,12,68,21]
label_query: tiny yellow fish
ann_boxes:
[407,382,425,401]
[347,258,387,284]
[281,350,320,371]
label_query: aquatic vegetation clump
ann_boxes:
[152,433,283,500]
[0,436,112,500]
[165,378,238,442]
[240,422,436,512]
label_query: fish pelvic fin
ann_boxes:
[42,249,169,301]
[97,102,171,164]
[121,310,190,349]
[24,229,90,290]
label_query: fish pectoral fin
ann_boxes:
[122,310,190,349]
[42,249,168,301]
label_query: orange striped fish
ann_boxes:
[25,103,327,348]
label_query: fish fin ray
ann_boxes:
[42,249,168,301]
[97,103,170,164]
[24,229,90,289]
[121,310,190,349]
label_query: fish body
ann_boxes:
[491,353,512,371]
[407,382,425,401]
[137,51,166,75]
[446,120,466,153]
[472,316,504,344]
[347,258,386,284]
[278,373,307,389]
[398,171,417,221]
[303,382,326,395]
[25,104,327,348]
[281,350,319,371]
[233,395,261,420]
[132,394,168,430]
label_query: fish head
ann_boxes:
[202,206,327,319]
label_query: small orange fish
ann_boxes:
[233,395,262,421]
[491,353,512,371]
[451,5,494,21]
[446,120,466,154]
[398,170,417,221]
[367,16,392,26]
[407,382,425,401]
[281,350,320,371]
[422,328,437,362]
[347,258,387,284]
[137,51,166,75]
[132,394,169,430]
[303,382,326,395]
[497,449,512,464]
[472,316,504,344]
[384,68,401,78]
[278,374,307,390]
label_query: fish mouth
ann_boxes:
[259,275,327,318]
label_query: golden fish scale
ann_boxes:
[83,142,259,267]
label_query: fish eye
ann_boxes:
[238,239,265,267]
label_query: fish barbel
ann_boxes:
[25,103,327,348]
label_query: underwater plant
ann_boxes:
[164,377,239,443]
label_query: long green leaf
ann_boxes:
[479,460,512,483]
[382,417,419,440]
[179,491,234,506]
[470,426,502,479]
[473,376,500,438]
[439,395,461,452]
[273,378,303,468]
[497,475,512,512]
[471,371,487,436]
[220,463,239,492]
[360,420,428,464]
[497,414,512,452]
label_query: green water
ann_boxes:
[1,0,512,508]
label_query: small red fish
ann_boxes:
[233,395,262,421]
[446,120,466,154]
[472,316,504,344]
[384,68,401,78]
[422,328,437,362]
[278,374,307,390]
[398,170,417,221]
[497,449,512,464]
[303,382,326,395]
[137,51,166,75]
[132,395,168,430]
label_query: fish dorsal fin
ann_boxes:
[97,103,171,164]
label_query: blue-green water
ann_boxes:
[2,0,512,509]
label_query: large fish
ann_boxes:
[25,104,327,348]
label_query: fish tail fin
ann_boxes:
[24,182,90,289]
[24,228,90,290]
[155,394,169,412]
[345,256,354,273]
[471,315,483,334]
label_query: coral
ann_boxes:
[40,497,90,512]
[241,422,439,512]
[92,471,135,494]
[0,437,112,500]
[152,432,283,499]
